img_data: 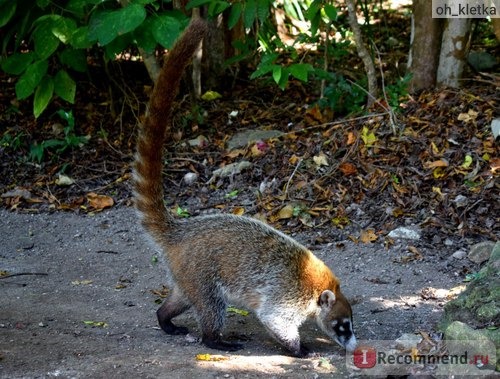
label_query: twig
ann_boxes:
[346,79,397,133]
[321,22,332,99]
[283,158,303,202]
[0,272,48,279]
[371,42,398,134]
[280,112,388,138]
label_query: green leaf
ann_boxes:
[361,126,377,147]
[59,48,87,72]
[208,1,231,16]
[133,18,157,53]
[461,154,473,168]
[104,34,133,60]
[29,143,45,163]
[185,0,213,10]
[36,0,50,7]
[225,190,239,199]
[228,2,242,29]
[15,60,49,100]
[34,76,54,118]
[54,70,76,103]
[305,0,321,21]
[83,320,108,328]
[250,64,273,79]
[70,26,93,49]
[272,65,282,84]
[1,53,34,75]
[256,0,270,23]
[289,63,313,82]
[33,20,60,60]
[151,14,183,49]
[0,0,16,27]
[227,306,249,316]
[324,4,338,21]
[66,0,89,19]
[243,0,257,29]
[52,17,78,44]
[277,67,289,90]
[88,4,146,46]
[176,206,190,218]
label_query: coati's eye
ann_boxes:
[333,318,353,338]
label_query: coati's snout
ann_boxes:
[317,289,357,352]
[332,317,357,351]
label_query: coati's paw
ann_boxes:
[202,336,244,352]
[159,320,189,335]
[292,344,311,358]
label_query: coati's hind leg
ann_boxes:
[194,291,243,352]
[157,286,191,335]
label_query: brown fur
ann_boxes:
[133,19,356,357]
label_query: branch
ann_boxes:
[346,0,378,107]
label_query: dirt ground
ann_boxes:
[0,205,482,378]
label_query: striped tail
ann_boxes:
[134,18,208,240]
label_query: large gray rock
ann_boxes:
[441,242,500,372]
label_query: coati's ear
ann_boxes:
[319,290,336,309]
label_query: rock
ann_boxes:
[188,135,208,148]
[468,51,498,71]
[440,243,500,371]
[444,321,498,371]
[452,250,467,259]
[452,194,468,208]
[492,118,500,139]
[395,333,422,350]
[444,238,454,246]
[387,227,421,240]
[183,172,198,185]
[208,161,252,183]
[468,241,495,264]
[227,129,284,150]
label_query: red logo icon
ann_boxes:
[353,345,377,368]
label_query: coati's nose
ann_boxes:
[343,334,357,352]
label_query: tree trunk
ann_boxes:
[408,0,443,92]
[436,18,471,88]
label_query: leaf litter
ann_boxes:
[0,71,498,244]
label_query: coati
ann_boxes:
[133,18,357,357]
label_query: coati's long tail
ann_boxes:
[134,19,208,240]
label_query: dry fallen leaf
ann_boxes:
[346,132,356,145]
[71,280,93,286]
[231,207,245,216]
[457,109,478,123]
[196,354,229,362]
[304,104,324,125]
[360,229,378,243]
[339,162,357,176]
[313,152,329,167]
[276,204,294,220]
[424,159,449,169]
[86,192,114,210]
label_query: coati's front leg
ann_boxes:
[260,317,309,357]
[157,287,191,335]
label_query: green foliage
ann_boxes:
[0,131,25,151]
[317,71,366,114]
[1,0,393,120]
[28,109,89,163]
[385,73,412,111]
[0,0,189,118]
